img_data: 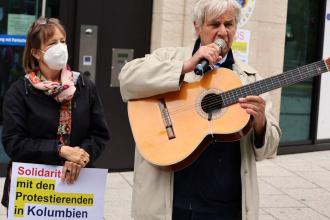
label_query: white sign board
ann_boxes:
[317,0,330,140]
[232,28,251,64]
[8,162,108,220]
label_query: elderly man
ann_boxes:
[119,0,281,219]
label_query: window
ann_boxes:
[280,0,323,143]
[0,0,59,163]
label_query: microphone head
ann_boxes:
[214,38,226,52]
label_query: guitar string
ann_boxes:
[166,63,326,115]
[196,61,326,110]
[171,70,324,114]
[138,63,329,140]
[133,62,328,140]
[199,63,327,111]
[168,62,324,114]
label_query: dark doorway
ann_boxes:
[61,0,153,171]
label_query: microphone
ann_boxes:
[194,38,226,75]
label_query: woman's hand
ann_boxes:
[59,146,90,167]
[61,161,82,184]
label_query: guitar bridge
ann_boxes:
[158,99,176,139]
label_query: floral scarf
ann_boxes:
[25,68,76,145]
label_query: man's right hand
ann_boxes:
[182,42,222,74]
[59,146,90,167]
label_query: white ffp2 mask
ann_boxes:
[42,43,68,70]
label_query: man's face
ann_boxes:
[195,6,237,56]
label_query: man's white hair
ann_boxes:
[193,0,242,28]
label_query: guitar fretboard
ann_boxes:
[220,60,329,107]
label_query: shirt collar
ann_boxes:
[215,49,234,68]
[217,53,228,65]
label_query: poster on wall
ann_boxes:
[7,14,35,35]
[236,0,256,27]
[8,162,108,220]
[317,0,330,140]
[232,28,251,64]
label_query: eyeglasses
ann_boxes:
[36,17,48,25]
[31,17,48,31]
[30,17,59,33]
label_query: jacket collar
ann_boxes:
[233,55,257,75]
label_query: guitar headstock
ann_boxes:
[326,57,330,71]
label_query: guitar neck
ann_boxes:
[221,60,330,107]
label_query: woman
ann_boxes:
[1,17,110,208]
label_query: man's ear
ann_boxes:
[31,48,41,60]
[193,21,200,37]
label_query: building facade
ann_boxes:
[0,0,329,174]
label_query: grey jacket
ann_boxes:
[119,46,281,220]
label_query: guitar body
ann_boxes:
[128,68,252,170]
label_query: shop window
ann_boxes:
[280,0,323,142]
[0,0,59,163]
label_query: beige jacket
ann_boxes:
[119,46,281,220]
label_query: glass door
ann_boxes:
[280,0,324,143]
[0,0,59,164]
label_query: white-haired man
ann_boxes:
[119,0,281,219]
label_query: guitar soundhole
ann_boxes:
[201,93,222,114]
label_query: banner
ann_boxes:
[8,162,108,220]
[0,35,26,46]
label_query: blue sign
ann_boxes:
[0,35,26,46]
[327,13,330,21]
[236,0,247,7]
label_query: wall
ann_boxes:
[150,0,289,121]
[317,0,330,140]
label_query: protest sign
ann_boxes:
[8,162,107,220]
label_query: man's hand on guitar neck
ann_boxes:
[239,96,267,144]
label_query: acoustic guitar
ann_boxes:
[128,58,330,170]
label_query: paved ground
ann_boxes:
[1,150,330,220]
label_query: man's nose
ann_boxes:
[217,24,227,37]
